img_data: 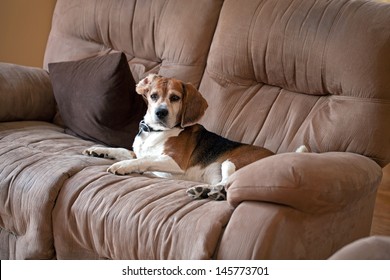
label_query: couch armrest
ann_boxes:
[0,63,56,122]
[227,152,382,213]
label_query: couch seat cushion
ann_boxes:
[0,121,234,259]
[53,166,234,259]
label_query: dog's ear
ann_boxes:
[136,73,159,95]
[181,83,208,128]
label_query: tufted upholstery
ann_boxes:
[44,0,224,87]
[200,0,390,167]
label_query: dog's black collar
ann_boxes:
[138,120,163,136]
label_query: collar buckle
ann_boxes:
[138,120,163,136]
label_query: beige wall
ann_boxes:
[0,0,56,68]
[0,0,389,67]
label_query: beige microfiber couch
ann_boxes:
[1,0,389,260]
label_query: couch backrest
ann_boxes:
[44,0,390,167]
[199,0,390,167]
[43,0,224,87]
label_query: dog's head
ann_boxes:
[136,74,208,130]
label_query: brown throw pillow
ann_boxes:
[48,52,146,149]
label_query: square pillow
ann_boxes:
[48,52,146,149]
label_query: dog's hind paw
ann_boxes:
[207,185,226,201]
[186,184,227,201]
[186,185,211,199]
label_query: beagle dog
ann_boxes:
[84,74,306,200]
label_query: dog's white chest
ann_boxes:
[133,128,182,158]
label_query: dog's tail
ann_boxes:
[295,145,309,153]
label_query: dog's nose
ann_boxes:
[155,108,168,119]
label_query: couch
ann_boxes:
[329,235,390,259]
[1,0,389,260]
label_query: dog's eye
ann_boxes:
[150,93,159,101]
[169,95,180,102]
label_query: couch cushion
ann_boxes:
[52,167,234,259]
[44,0,224,87]
[48,52,146,149]
[0,63,56,122]
[0,121,111,259]
[0,121,234,259]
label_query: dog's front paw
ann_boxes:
[83,147,110,158]
[207,185,226,201]
[186,185,211,199]
[107,160,140,175]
